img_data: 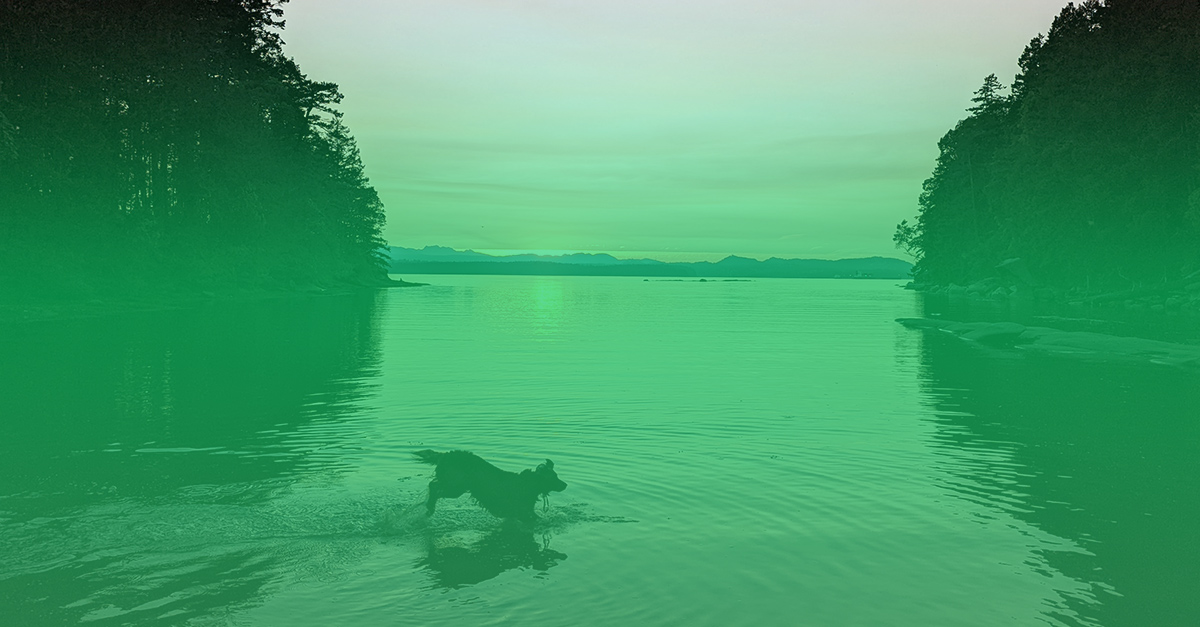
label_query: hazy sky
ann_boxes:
[283,0,1067,261]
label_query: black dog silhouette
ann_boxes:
[413,450,567,523]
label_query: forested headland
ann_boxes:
[897,0,1200,298]
[1,0,393,304]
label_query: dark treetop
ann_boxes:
[1,0,389,299]
[895,0,1200,293]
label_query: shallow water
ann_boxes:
[1,275,1196,626]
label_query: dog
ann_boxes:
[413,450,567,523]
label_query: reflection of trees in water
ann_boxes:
[0,291,385,625]
[1,292,384,505]
[6,546,282,626]
[417,524,567,589]
[916,330,1200,626]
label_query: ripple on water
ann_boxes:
[1,277,1129,626]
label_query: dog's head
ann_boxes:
[531,459,567,494]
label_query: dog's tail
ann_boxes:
[413,449,442,465]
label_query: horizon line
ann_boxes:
[387,244,910,264]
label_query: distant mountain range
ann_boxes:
[387,246,913,279]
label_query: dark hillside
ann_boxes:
[0,0,389,300]
[898,0,1200,294]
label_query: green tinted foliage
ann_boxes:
[901,0,1200,290]
[0,0,388,296]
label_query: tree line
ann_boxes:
[896,0,1200,292]
[1,0,388,298]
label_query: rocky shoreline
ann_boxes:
[908,274,1200,316]
[898,316,1200,369]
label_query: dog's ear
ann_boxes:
[544,459,554,469]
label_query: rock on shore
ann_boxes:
[897,318,1200,368]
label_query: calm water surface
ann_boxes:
[1,276,1197,626]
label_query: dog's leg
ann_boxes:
[426,479,442,515]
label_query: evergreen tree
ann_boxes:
[0,0,390,297]
[899,0,1200,291]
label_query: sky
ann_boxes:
[283,0,1068,261]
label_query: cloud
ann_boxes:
[284,0,1067,258]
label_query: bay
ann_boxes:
[1,275,1196,626]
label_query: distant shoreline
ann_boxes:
[387,246,913,280]
[390,263,903,279]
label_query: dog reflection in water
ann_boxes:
[413,449,568,524]
[418,525,568,589]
